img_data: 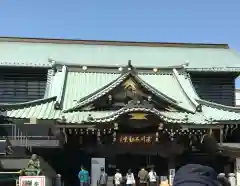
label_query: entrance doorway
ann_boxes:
[108,154,168,176]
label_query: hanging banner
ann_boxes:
[118,134,156,144]
[19,176,45,186]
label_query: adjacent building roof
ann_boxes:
[0,37,240,72]
[1,63,240,125]
[1,97,60,120]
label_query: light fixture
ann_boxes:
[153,68,158,72]
[118,67,123,71]
[82,66,87,71]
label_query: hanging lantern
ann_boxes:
[155,132,159,142]
[112,132,116,143]
[97,130,101,144]
[169,129,174,141]
[97,130,101,137]
[114,123,119,130]
[158,123,164,130]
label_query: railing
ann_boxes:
[0,124,32,153]
[0,124,60,151]
[0,124,16,139]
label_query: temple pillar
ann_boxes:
[228,173,236,186]
[168,157,175,186]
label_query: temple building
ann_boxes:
[1,37,240,185]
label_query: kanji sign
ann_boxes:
[118,134,155,144]
[19,176,45,186]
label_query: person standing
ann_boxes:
[78,166,89,186]
[160,176,169,186]
[114,169,122,186]
[126,169,135,186]
[138,167,148,186]
[148,167,157,186]
[98,167,108,186]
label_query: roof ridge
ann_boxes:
[196,99,240,112]
[64,72,129,112]
[172,69,200,112]
[0,96,57,110]
[44,69,55,98]
[51,58,187,70]
[54,65,68,109]
[133,74,195,113]
[0,36,229,49]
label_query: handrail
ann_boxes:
[5,136,57,140]
[0,171,20,174]
[0,123,58,153]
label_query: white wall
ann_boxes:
[236,89,240,106]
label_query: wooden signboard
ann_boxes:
[118,134,155,144]
[19,176,46,186]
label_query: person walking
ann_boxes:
[98,167,108,186]
[138,167,148,186]
[78,165,89,186]
[114,169,122,186]
[126,169,135,186]
[148,167,157,186]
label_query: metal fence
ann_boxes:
[0,123,59,152]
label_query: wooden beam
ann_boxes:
[55,124,96,129]
[181,124,224,129]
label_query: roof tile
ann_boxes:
[0,40,240,71]
[2,66,240,125]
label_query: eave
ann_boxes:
[0,96,57,111]
[0,96,60,120]
[59,108,215,125]
[197,99,240,113]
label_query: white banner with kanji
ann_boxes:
[19,176,45,186]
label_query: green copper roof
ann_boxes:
[0,37,240,71]
[64,70,196,113]
[47,66,198,113]
[59,104,240,124]
[4,97,60,119]
[2,64,240,125]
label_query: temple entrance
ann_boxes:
[107,154,168,177]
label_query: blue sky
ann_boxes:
[1,0,240,86]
